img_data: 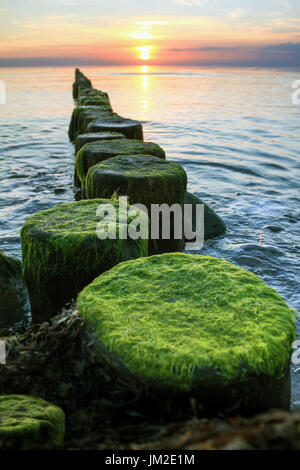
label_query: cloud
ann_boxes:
[1,42,300,67]
[168,42,300,54]
[168,46,242,52]
[173,0,206,6]
[263,41,300,52]
[229,8,248,20]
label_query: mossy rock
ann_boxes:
[76,139,166,187]
[21,199,148,323]
[0,249,29,328]
[185,192,226,241]
[87,116,143,141]
[78,253,296,415]
[85,155,187,254]
[75,132,125,154]
[68,106,114,142]
[0,395,65,449]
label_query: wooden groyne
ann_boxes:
[0,69,297,449]
[20,69,294,416]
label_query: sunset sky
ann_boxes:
[0,0,300,67]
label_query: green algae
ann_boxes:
[87,117,143,140]
[76,139,166,186]
[21,199,148,322]
[78,253,296,392]
[0,249,21,278]
[78,88,111,107]
[85,154,186,206]
[68,106,143,143]
[68,106,114,141]
[0,395,65,449]
[72,70,93,99]
[75,132,126,154]
[72,78,92,99]
[85,155,187,253]
[0,250,29,327]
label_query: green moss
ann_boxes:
[85,154,186,206]
[68,106,113,141]
[87,117,143,140]
[78,88,111,107]
[85,155,187,253]
[72,70,93,99]
[21,199,148,322]
[76,139,166,186]
[0,395,65,449]
[0,249,21,278]
[72,78,92,99]
[0,250,29,327]
[75,132,126,154]
[78,253,296,393]
[69,104,143,142]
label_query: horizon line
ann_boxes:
[0,62,299,70]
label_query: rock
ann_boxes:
[87,116,143,141]
[185,192,226,240]
[0,249,29,328]
[78,253,296,416]
[264,225,283,233]
[85,154,187,254]
[0,395,65,449]
[21,199,148,323]
[76,139,166,188]
[75,132,126,154]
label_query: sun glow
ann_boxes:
[130,31,154,40]
[138,46,153,61]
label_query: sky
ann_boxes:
[0,0,300,67]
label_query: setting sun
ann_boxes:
[137,46,153,61]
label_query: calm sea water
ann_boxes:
[0,66,299,407]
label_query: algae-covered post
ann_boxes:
[74,133,126,187]
[86,115,143,140]
[76,139,166,188]
[77,253,296,416]
[75,132,126,154]
[21,199,148,323]
[72,69,93,99]
[69,69,143,142]
[0,395,65,450]
[68,106,114,142]
[69,105,143,142]
[85,154,187,254]
[0,249,29,328]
